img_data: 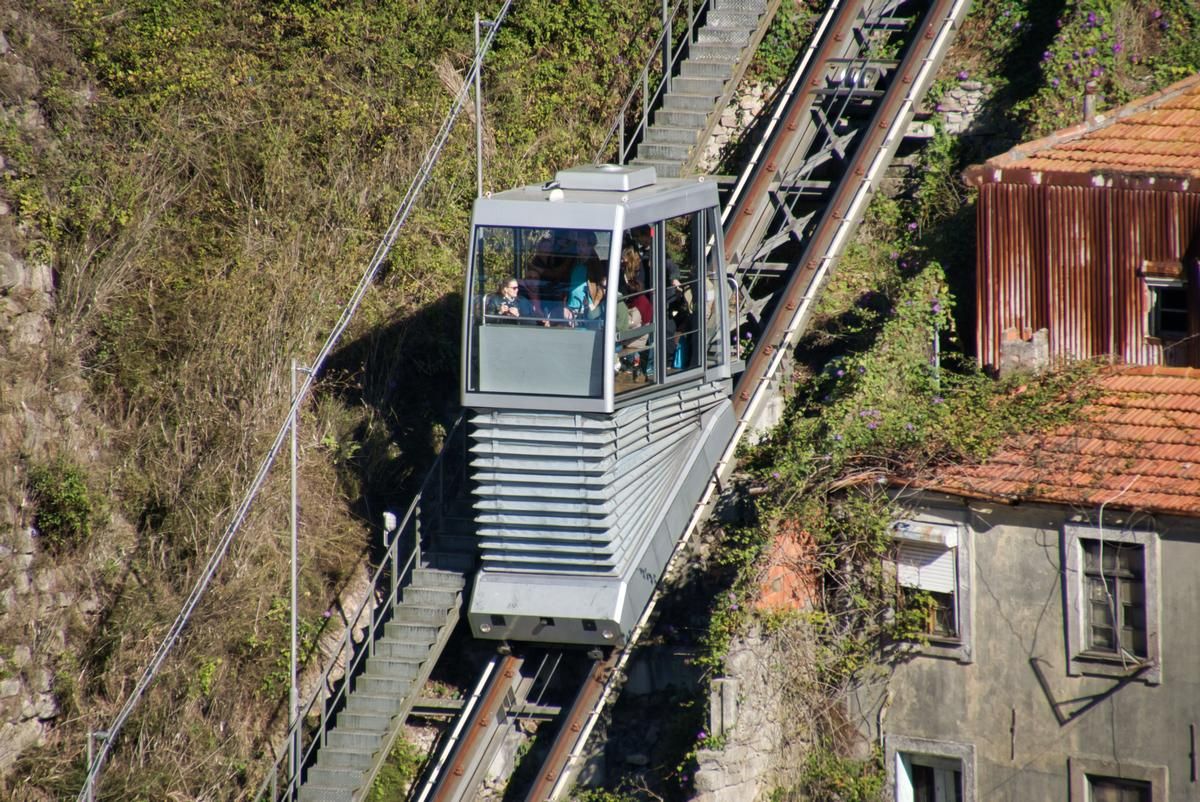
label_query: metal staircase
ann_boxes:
[297,568,464,802]
[596,0,781,176]
[255,422,476,802]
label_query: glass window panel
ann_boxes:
[467,225,611,399]
[664,213,701,377]
[616,229,659,394]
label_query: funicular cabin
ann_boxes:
[461,164,736,646]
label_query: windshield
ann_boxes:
[466,225,613,399]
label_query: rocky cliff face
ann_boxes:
[0,14,106,783]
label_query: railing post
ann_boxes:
[642,70,649,139]
[618,122,625,165]
[662,0,671,94]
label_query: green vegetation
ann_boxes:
[3,1,666,798]
[367,736,427,802]
[27,457,103,551]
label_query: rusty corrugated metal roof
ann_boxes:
[966,73,1200,182]
[922,366,1200,517]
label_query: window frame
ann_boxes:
[1068,756,1167,802]
[1062,523,1161,684]
[885,735,976,802]
[891,517,974,663]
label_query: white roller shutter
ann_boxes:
[896,540,956,594]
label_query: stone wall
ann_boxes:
[0,14,105,782]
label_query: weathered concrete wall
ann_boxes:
[861,495,1200,799]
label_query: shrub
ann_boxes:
[27,457,100,551]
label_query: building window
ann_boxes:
[1082,540,1145,657]
[1088,775,1151,802]
[1146,277,1188,340]
[1068,756,1166,802]
[891,518,973,662]
[1063,524,1160,684]
[885,735,975,802]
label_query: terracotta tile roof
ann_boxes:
[922,366,1200,517]
[969,73,1200,179]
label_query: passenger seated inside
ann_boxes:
[618,246,652,380]
[485,276,536,323]
[566,258,606,328]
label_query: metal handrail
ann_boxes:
[594,0,711,165]
[253,416,468,801]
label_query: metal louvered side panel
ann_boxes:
[469,382,728,575]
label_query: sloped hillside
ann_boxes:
[0,1,661,798]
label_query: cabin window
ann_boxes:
[664,212,702,378]
[704,207,727,372]
[467,225,612,398]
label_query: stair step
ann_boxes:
[707,9,761,27]
[630,158,682,178]
[411,568,466,589]
[697,26,752,46]
[384,621,440,642]
[653,108,710,129]
[303,766,363,791]
[326,727,386,751]
[712,0,768,11]
[680,59,735,79]
[392,604,454,625]
[688,42,743,62]
[345,692,405,716]
[637,142,692,161]
[356,673,418,696]
[644,126,700,145]
[663,92,721,112]
[366,656,422,678]
[335,709,393,732]
[401,586,459,608]
[318,747,376,771]
[373,638,433,660]
[298,784,355,802]
[670,76,726,97]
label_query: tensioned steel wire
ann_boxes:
[76,3,513,798]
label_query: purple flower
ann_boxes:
[932,395,944,404]
[1051,77,1060,88]
[1112,41,1123,54]
[1160,20,1170,30]
[1151,9,1163,19]
[867,421,878,430]
[834,434,843,442]
[1042,50,1052,61]
[771,471,780,479]
[1056,17,1063,28]
[835,368,845,377]
[1086,11,1098,26]
[323,609,333,618]
[905,422,915,431]
[1072,50,1081,60]
[900,260,909,269]
[1099,32,1108,41]
[1084,47,1096,57]
[889,251,899,260]
[932,301,942,313]
[697,731,707,740]
[743,331,752,339]
[957,70,969,80]
[1091,67,1103,78]
[1012,21,1021,30]
[935,102,945,112]
[907,221,918,231]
